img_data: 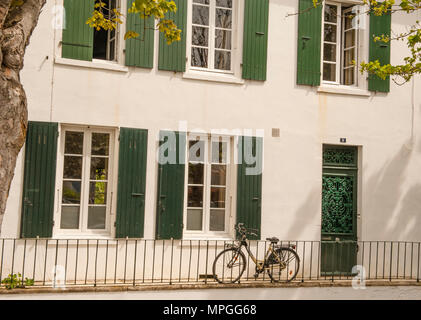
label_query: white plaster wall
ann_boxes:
[2,0,421,245]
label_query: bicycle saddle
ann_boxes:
[266,237,279,243]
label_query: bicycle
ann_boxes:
[212,223,300,284]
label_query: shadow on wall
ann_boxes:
[364,140,421,241]
[285,186,322,240]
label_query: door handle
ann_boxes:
[131,193,144,197]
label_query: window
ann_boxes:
[93,0,118,61]
[322,3,358,85]
[190,0,235,72]
[184,134,232,237]
[57,127,115,235]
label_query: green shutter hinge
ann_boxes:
[52,220,55,226]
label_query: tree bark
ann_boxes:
[0,0,46,234]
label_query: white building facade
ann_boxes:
[1,0,421,285]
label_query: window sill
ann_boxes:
[55,57,129,73]
[317,85,371,97]
[182,70,245,85]
[52,234,114,240]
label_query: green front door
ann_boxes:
[321,145,358,276]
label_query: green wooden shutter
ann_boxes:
[115,128,148,238]
[62,0,94,61]
[158,0,187,72]
[156,131,186,240]
[236,136,263,240]
[242,0,269,81]
[21,122,58,238]
[296,0,322,86]
[368,8,391,92]
[125,0,155,68]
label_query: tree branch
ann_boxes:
[0,0,12,29]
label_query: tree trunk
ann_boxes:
[0,0,46,234]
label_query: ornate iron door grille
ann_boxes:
[321,145,358,276]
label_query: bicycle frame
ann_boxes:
[231,237,278,273]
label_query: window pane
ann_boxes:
[324,24,336,42]
[192,26,209,46]
[189,140,205,162]
[344,30,355,48]
[109,33,116,61]
[187,209,203,230]
[323,43,336,62]
[91,133,109,156]
[211,141,227,163]
[323,63,336,82]
[90,157,108,180]
[324,5,337,23]
[60,206,80,229]
[344,11,355,30]
[193,5,209,26]
[211,165,226,186]
[214,50,231,70]
[62,181,81,204]
[191,47,208,68]
[210,209,225,231]
[88,206,106,229]
[215,8,232,29]
[215,29,231,49]
[93,28,107,60]
[65,131,83,154]
[188,163,204,184]
[193,0,209,4]
[188,186,203,207]
[216,0,232,8]
[344,67,355,85]
[210,187,225,208]
[344,49,355,67]
[63,156,82,179]
[89,182,107,204]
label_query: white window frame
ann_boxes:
[54,125,117,238]
[54,0,128,72]
[321,1,366,89]
[92,0,119,62]
[183,133,235,239]
[185,0,244,82]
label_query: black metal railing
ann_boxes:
[0,239,419,288]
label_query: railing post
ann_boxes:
[0,239,4,287]
[169,239,174,285]
[54,239,59,287]
[161,239,165,283]
[94,240,99,287]
[43,239,48,286]
[133,240,138,287]
[142,240,147,284]
[301,241,305,282]
[204,240,209,284]
[22,239,27,287]
[389,241,393,281]
[417,242,420,282]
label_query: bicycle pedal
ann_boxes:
[253,273,259,279]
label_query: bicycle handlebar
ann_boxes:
[236,223,258,237]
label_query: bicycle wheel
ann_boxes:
[266,247,300,282]
[212,248,247,284]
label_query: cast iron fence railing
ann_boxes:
[0,239,419,288]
